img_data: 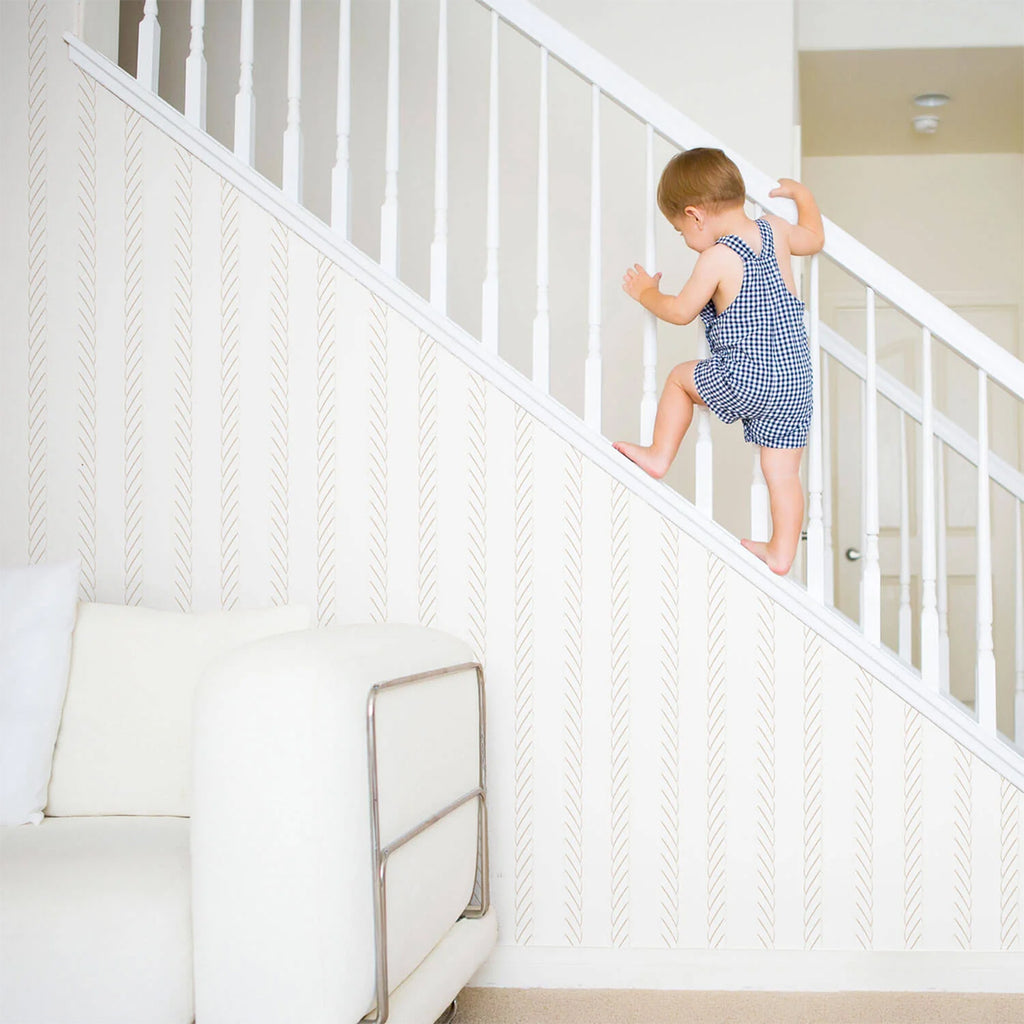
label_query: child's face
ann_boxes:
[669,207,713,252]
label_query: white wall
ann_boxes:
[803,152,1023,732]
[116,0,797,541]
[797,0,1024,50]
[2,1,1024,989]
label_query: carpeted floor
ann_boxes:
[453,987,1024,1024]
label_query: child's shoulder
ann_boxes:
[760,212,793,242]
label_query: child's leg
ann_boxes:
[741,445,805,575]
[613,359,705,479]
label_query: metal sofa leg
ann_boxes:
[433,996,458,1024]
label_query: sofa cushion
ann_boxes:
[0,558,81,826]
[0,816,192,1024]
[45,601,312,817]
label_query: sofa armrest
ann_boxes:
[191,623,487,1024]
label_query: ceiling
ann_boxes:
[799,47,1023,156]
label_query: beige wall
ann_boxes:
[803,153,1023,318]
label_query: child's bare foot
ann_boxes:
[741,537,792,576]
[612,440,671,479]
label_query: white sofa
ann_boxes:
[0,601,497,1024]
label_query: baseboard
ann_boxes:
[466,944,1024,993]
[454,986,1024,1024]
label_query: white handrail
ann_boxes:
[477,0,1024,403]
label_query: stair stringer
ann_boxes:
[8,33,1024,983]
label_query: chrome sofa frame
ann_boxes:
[360,661,490,1024]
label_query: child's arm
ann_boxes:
[623,249,726,326]
[768,178,825,255]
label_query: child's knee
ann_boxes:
[668,362,691,387]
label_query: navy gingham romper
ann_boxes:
[692,217,813,448]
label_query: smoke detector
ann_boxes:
[913,115,940,134]
[913,92,950,107]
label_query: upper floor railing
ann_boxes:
[115,0,1023,747]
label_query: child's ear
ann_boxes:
[683,205,703,229]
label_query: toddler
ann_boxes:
[613,147,824,576]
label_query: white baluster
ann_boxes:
[1015,500,1023,745]
[751,449,770,542]
[137,0,160,93]
[898,411,912,662]
[481,10,499,351]
[331,0,351,237]
[806,254,825,601]
[695,343,713,518]
[975,369,996,734]
[532,47,549,391]
[233,0,255,166]
[859,380,866,627]
[937,441,950,693]
[863,287,881,644]
[584,83,601,431]
[919,328,939,689]
[640,123,657,443]
[821,354,834,604]
[429,0,448,311]
[184,0,207,129]
[282,0,303,203]
[380,0,400,274]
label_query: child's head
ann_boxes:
[657,148,746,249]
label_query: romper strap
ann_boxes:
[714,217,773,262]
[755,217,774,261]
[713,233,757,261]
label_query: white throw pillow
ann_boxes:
[45,601,313,817]
[0,558,82,826]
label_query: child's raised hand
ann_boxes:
[768,177,805,200]
[623,263,661,302]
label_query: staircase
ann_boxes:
[89,0,1024,770]
[4,0,1023,991]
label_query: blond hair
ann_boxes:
[656,147,746,219]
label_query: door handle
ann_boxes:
[845,547,862,562]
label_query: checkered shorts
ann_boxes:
[692,217,813,449]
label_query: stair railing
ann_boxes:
[119,0,1023,746]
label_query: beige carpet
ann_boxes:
[454,987,1024,1024]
